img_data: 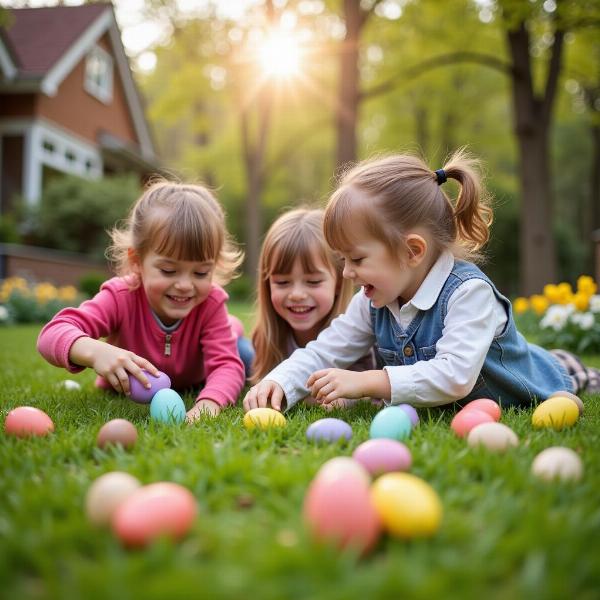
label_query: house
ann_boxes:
[0,3,159,215]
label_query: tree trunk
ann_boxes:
[506,21,563,294]
[590,120,600,275]
[335,0,362,172]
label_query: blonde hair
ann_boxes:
[251,208,354,382]
[107,179,242,286]
[324,147,493,263]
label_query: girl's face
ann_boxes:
[339,227,429,308]
[269,255,338,347]
[132,250,214,325]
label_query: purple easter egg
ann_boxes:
[306,418,353,443]
[128,370,171,404]
[398,403,419,427]
[352,439,412,476]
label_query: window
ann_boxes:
[84,46,113,103]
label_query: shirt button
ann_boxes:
[403,346,414,357]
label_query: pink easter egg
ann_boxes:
[461,398,501,421]
[4,406,54,437]
[97,419,138,450]
[112,482,197,547]
[352,439,412,476]
[128,370,171,404]
[303,472,381,554]
[451,409,494,438]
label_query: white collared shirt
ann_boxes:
[265,250,508,409]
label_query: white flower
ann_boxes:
[0,305,8,321]
[589,295,600,313]
[577,312,595,330]
[540,304,569,331]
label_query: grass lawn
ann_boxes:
[1,319,599,600]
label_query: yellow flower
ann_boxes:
[577,275,597,296]
[572,292,590,311]
[543,284,560,304]
[530,294,550,315]
[34,282,58,304]
[1,277,30,301]
[57,286,78,302]
[513,297,529,314]
[557,282,573,305]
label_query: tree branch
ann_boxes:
[541,28,564,126]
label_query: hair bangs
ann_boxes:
[267,227,326,278]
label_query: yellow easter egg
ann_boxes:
[370,473,442,538]
[243,407,286,430]
[532,397,579,430]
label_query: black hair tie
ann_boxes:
[435,169,447,185]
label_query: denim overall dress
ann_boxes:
[370,260,574,407]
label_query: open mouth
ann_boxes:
[167,295,193,304]
[364,284,374,297]
[287,306,315,315]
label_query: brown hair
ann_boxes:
[107,179,242,286]
[324,147,493,262]
[251,208,354,382]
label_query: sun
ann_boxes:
[258,31,301,79]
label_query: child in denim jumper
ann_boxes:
[243,149,598,412]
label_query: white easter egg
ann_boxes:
[467,422,519,452]
[531,447,583,482]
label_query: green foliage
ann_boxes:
[0,323,599,599]
[0,214,20,243]
[224,273,254,302]
[78,272,107,299]
[26,174,141,260]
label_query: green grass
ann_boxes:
[1,322,599,600]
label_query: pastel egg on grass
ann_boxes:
[369,406,412,441]
[61,379,81,391]
[304,461,380,554]
[531,447,583,482]
[531,396,579,430]
[467,422,519,452]
[460,398,501,421]
[5,406,54,437]
[306,418,352,443]
[112,482,197,547]
[129,369,171,404]
[370,473,442,539]
[243,407,286,430]
[352,439,412,476]
[97,419,138,450]
[397,403,419,427]
[547,390,584,415]
[85,472,142,526]
[315,457,372,487]
[451,408,494,438]
[150,389,186,424]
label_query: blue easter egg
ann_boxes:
[306,418,352,443]
[150,389,186,424]
[369,406,412,441]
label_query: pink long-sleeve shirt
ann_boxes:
[37,277,245,407]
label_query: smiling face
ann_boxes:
[269,255,338,347]
[339,226,431,308]
[132,250,214,325]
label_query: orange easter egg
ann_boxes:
[461,398,501,421]
[451,409,494,438]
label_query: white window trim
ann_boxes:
[84,44,113,104]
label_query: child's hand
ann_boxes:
[307,369,365,405]
[186,399,221,422]
[243,380,285,412]
[322,397,361,411]
[70,338,159,396]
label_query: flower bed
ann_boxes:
[513,276,600,354]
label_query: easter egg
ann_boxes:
[369,406,412,441]
[398,403,419,426]
[531,397,579,430]
[352,439,412,476]
[62,379,81,391]
[531,447,583,482]
[150,389,186,424]
[129,370,171,404]
[306,418,352,443]
[467,422,519,452]
[85,472,141,526]
[370,473,442,538]
[97,419,138,450]
[112,482,197,547]
[243,407,286,430]
[461,398,501,421]
[548,390,583,415]
[4,406,54,437]
[303,472,381,554]
[315,457,372,486]
[451,408,494,438]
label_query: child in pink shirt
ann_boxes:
[37,180,246,421]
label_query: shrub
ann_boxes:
[79,272,107,298]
